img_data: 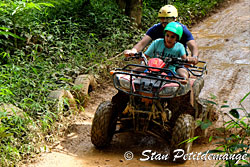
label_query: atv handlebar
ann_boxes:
[124,52,207,77]
[125,53,190,67]
[124,52,148,65]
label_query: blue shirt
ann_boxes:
[145,39,186,73]
[146,22,194,54]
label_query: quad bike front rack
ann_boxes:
[113,64,179,99]
[112,60,207,99]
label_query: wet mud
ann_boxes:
[24,0,250,166]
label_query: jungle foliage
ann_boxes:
[203,93,250,167]
[0,0,243,166]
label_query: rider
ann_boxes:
[144,22,189,81]
[124,5,198,65]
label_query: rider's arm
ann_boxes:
[132,35,152,52]
[187,40,199,65]
[187,40,199,58]
[125,24,162,55]
[181,24,199,64]
[123,35,152,57]
[181,54,187,60]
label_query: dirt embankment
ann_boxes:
[23,0,249,166]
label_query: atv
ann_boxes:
[91,52,211,163]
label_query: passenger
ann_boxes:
[124,5,198,65]
[144,22,190,82]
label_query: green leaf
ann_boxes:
[245,153,250,158]
[208,150,225,153]
[232,107,245,111]
[239,160,249,164]
[240,117,247,121]
[178,136,200,145]
[226,124,239,130]
[215,141,225,145]
[201,120,212,130]
[196,120,202,126]
[229,109,240,119]
[38,3,55,8]
[2,52,9,58]
[26,2,41,11]
[209,136,213,142]
[59,77,71,81]
[225,121,237,130]
[206,100,217,105]
[232,144,249,149]
[31,67,38,75]
[229,134,238,139]
[0,27,9,30]
[240,91,250,103]
[0,31,25,40]
[221,105,230,108]
[240,120,247,128]
[72,84,83,90]
[224,120,233,125]
[215,160,223,166]
[209,94,217,100]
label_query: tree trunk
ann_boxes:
[116,0,126,10]
[116,0,142,28]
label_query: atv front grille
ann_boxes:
[112,64,183,99]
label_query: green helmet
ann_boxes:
[164,22,183,40]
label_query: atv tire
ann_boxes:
[170,114,194,163]
[91,101,117,148]
[74,74,97,96]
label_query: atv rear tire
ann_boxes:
[91,101,117,148]
[170,114,194,163]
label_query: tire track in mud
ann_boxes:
[193,0,250,112]
[217,67,240,102]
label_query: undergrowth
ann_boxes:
[205,93,250,166]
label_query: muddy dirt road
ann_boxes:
[24,0,249,167]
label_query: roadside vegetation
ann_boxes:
[200,93,250,166]
[0,0,246,166]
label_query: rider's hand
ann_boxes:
[123,48,137,57]
[187,56,198,65]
